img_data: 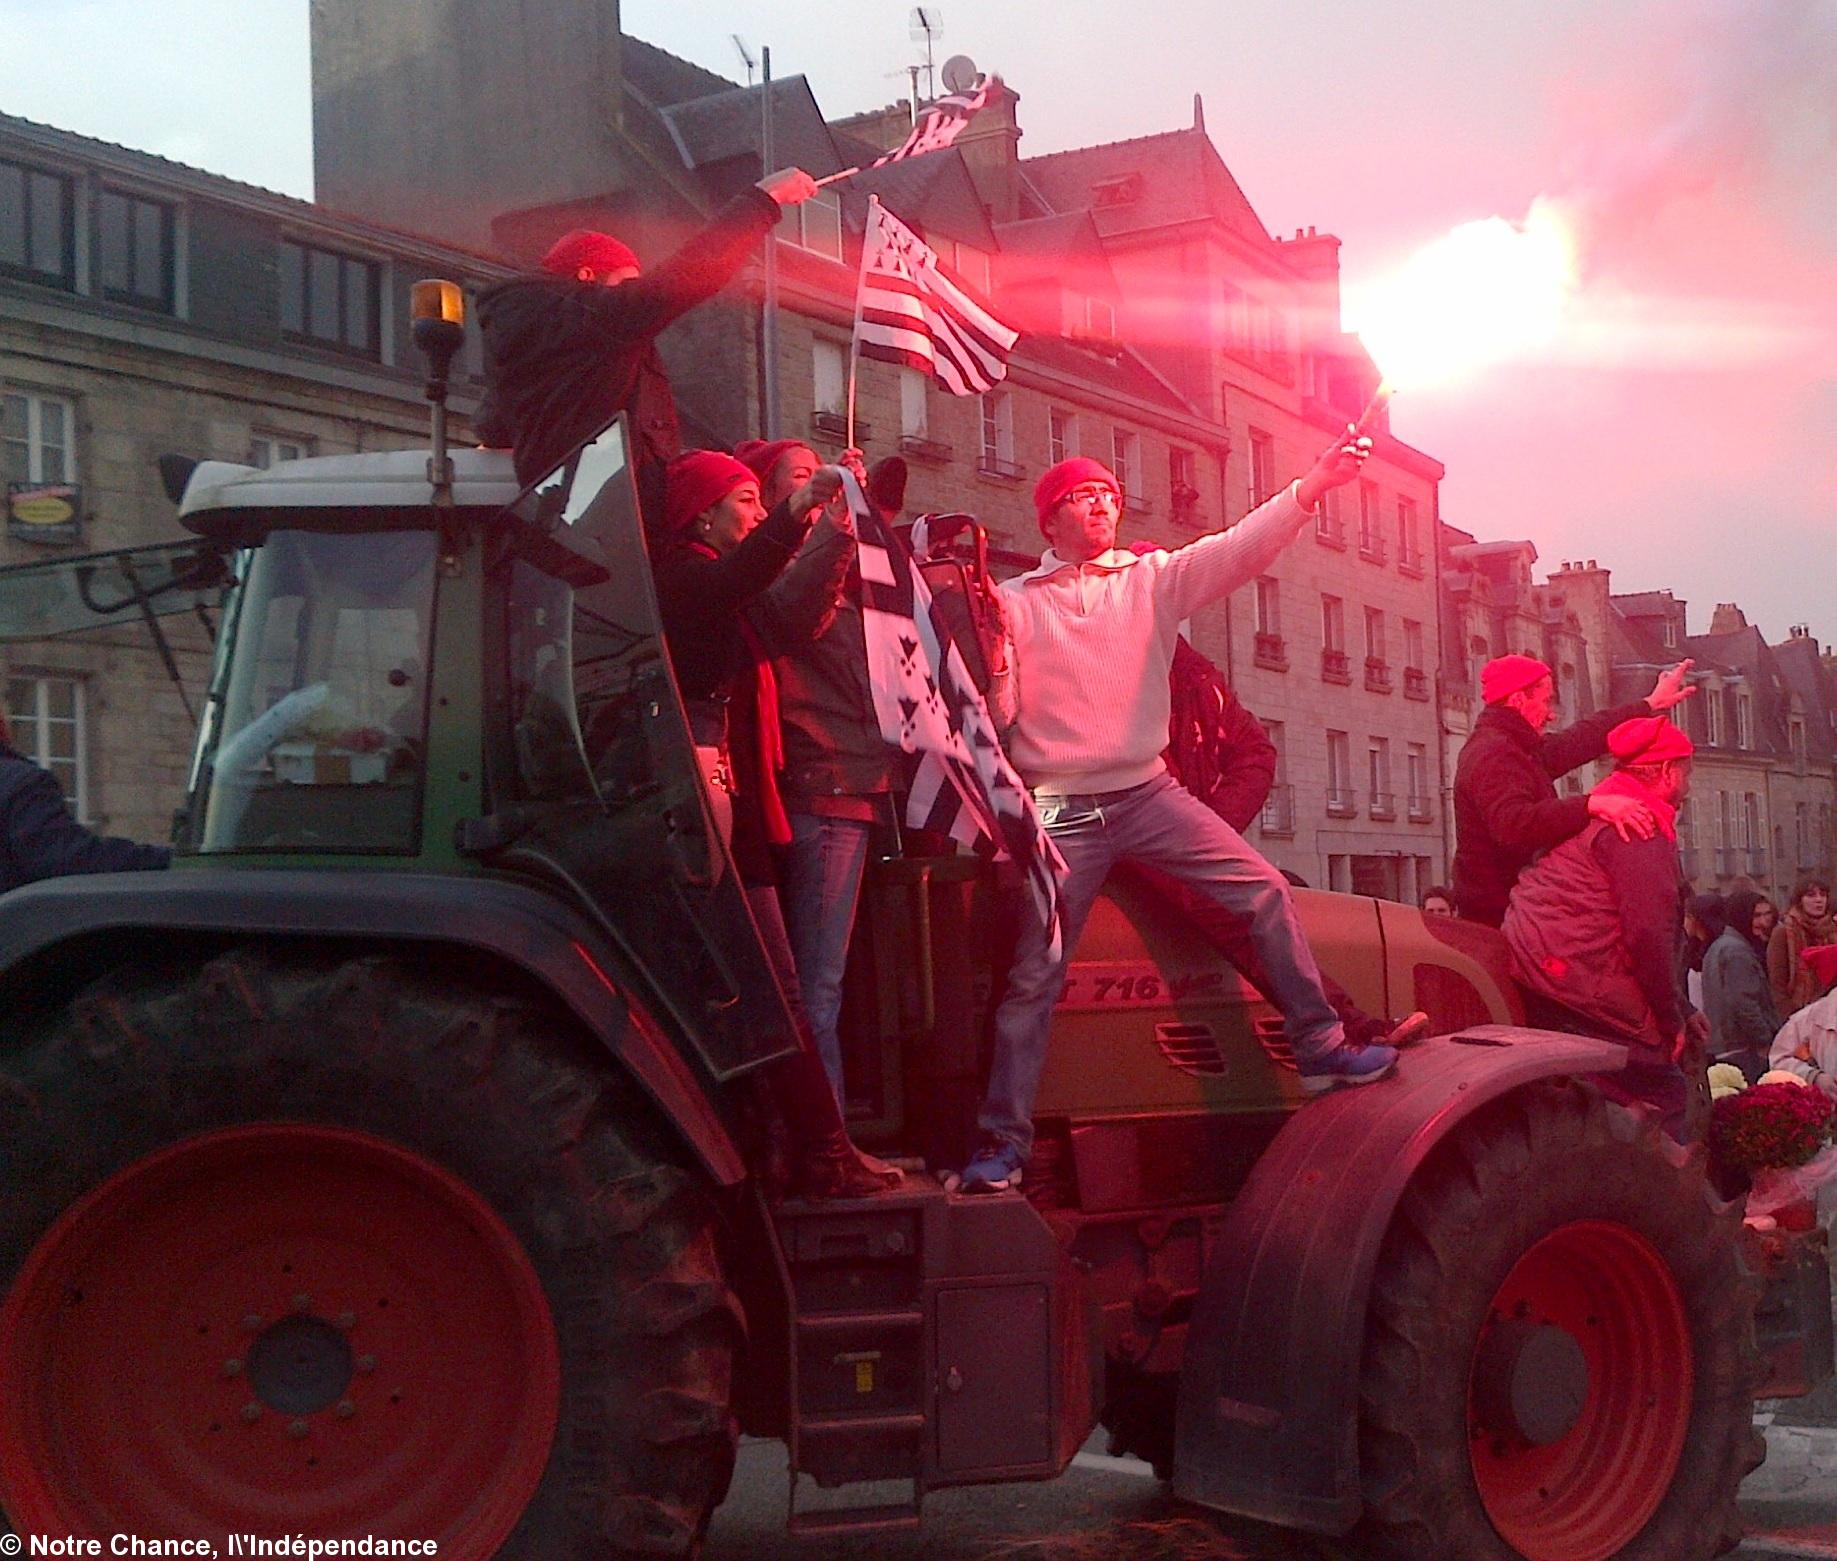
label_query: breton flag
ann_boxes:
[844,470,1065,961]
[868,75,1000,168]
[854,197,1019,397]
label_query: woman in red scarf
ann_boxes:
[651,450,896,1198]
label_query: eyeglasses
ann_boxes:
[1061,485,1120,508]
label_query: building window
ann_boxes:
[1248,429,1275,506]
[1403,618,1424,671]
[249,435,310,468]
[2,391,75,485]
[1327,730,1354,814]
[899,369,930,439]
[979,390,1017,474]
[1736,692,1754,750]
[1260,720,1294,834]
[1316,485,1345,547]
[1049,408,1079,464]
[812,340,847,416]
[1397,496,1422,573]
[1798,802,1812,867]
[1111,428,1140,499]
[1364,606,1386,664]
[0,160,74,289]
[937,238,992,296]
[97,188,175,311]
[1255,576,1281,638]
[279,239,381,357]
[1321,594,1344,653]
[1407,742,1431,820]
[1791,715,1808,771]
[1662,618,1678,648]
[5,674,86,820]
[1357,480,1384,561]
[1369,738,1394,818]
[1168,445,1197,507]
[1704,688,1724,746]
[777,191,843,261]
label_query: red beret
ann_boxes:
[1480,653,1553,705]
[1034,457,1119,534]
[1606,715,1695,765]
[541,228,641,280]
[1801,943,1837,993]
[663,450,755,538]
[733,439,810,485]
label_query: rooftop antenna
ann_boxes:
[731,34,757,86]
[908,7,942,101]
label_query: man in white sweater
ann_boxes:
[961,432,1392,1193]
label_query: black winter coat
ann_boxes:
[0,744,169,894]
[1452,697,1652,927]
[476,188,780,520]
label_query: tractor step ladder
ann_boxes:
[775,1183,942,1536]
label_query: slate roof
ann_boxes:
[658,76,846,178]
[1021,127,1272,249]
[620,36,736,106]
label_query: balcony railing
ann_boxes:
[1316,516,1346,549]
[1408,793,1433,823]
[1748,847,1769,876]
[813,409,868,443]
[1715,846,1741,876]
[976,454,1025,481]
[1253,632,1288,672]
[1358,532,1387,565]
[1369,791,1397,820]
[897,433,953,462]
[1326,785,1357,817]
[1260,782,1295,836]
[1364,657,1392,693]
[1398,546,1427,578]
[1403,667,1430,700]
[1322,649,1352,685]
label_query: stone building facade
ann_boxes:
[0,111,506,842]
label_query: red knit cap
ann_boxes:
[541,228,641,281]
[1801,943,1837,994]
[733,439,810,486]
[1034,457,1119,534]
[1480,653,1553,705]
[1606,715,1695,765]
[663,450,755,537]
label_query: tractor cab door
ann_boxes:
[0,539,228,642]
[489,418,805,1083]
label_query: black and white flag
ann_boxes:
[868,75,999,167]
[854,197,1019,397]
[845,471,1064,959]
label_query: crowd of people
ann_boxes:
[6,163,1832,1204]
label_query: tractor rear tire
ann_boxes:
[1354,1077,1761,1561]
[0,947,740,1560]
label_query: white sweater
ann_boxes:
[1000,482,1310,794]
[1770,988,1837,1099]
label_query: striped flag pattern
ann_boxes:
[853,197,1019,397]
[867,76,998,168]
[844,470,1065,961]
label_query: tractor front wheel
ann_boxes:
[0,948,740,1559]
[1355,1079,1761,1561]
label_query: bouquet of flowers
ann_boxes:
[1709,1078,1837,1231]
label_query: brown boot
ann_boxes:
[771,1049,902,1201]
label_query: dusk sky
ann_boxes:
[3,0,1832,644]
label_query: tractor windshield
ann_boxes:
[182,529,437,854]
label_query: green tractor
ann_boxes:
[0,293,1828,1561]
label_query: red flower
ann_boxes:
[1709,1082,1837,1174]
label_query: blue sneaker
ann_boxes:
[1298,1041,1399,1095]
[959,1139,1025,1194]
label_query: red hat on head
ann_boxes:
[1034,457,1119,535]
[662,450,755,538]
[1606,715,1695,765]
[733,439,808,485]
[1802,943,1837,994]
[1480,653,1553,705]
[541,228,641,280]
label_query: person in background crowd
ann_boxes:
[1420,885,1457,918]
[1682,892,1725,1016]
[962,432,1394,1195]
[1752,894,1779,946]
[1452,653,1695,927]
[0,699,170,893]
[1503,717,1696,1140]
[476,166,820,523]
[1121,625,1428,1048]
[734,438,897,1107]
[648,450,896,1199]
[1770,877,1835,1017]
[1768,943,1837,1100]
[1703,886,1783,1085]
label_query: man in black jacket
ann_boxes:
[1453,653,1694,927]
[1,705,169,893]
[477,166,819,523]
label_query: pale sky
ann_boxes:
[3,0,1833,646]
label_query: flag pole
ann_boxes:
[760,45,781,437]
[846,197,875,451]
[813,164,861,190]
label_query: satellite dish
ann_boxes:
[940,54,979,93]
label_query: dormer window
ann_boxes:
[1091,175,1142,208]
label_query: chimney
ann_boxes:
[1709,602,1749,635]
[1192,92,1205,133]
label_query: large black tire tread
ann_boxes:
[1353,1077,1762,1561]
[0,946,741,1560]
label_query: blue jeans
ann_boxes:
[780,812,874,1101]
[980,773,1345,1157]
